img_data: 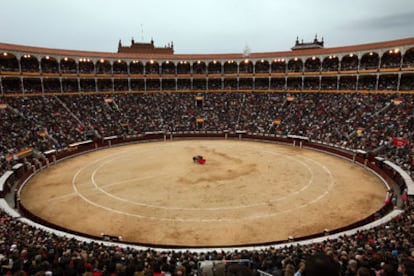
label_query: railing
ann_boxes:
[0,171,14,197]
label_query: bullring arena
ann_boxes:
[19,139,387,247]
[0,35,414,275]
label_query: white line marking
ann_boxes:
[70,143,335,222]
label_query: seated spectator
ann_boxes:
[305,253,341,276]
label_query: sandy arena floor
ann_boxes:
[20,140,387,247]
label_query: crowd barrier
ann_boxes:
[0,171,14,197]
[12,132,409,249]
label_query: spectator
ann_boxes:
[356,267,371,276]
[304,253,341,276]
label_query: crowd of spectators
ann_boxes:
[0,92,413,179]
[0,198,413,275]
[0,91,413,275]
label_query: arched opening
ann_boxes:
[402,47,414,68]
[21,54,40,73]
[340,54,358,71]
[239,59,253,74]
[177,61,190,74]
[192,61,207,74]
[271,59,286,73]
[321,56,339,72]
[255,60,270,74]
[207,61,222,74]
[161,61,175,74]
[381,49,401,68]
[304,57,321,72]
[78,59,94,74]
[129,61,144,74]
[223,60,238,74]
[287,58,303,73]
[113,60,128,74]
[40,56,59,73]
[96,59,112,74]
[145,61,160,74]
[60,57,77,74]
[0,52,19,72]
[360,52,379,70]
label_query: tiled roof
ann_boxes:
[0,37,413,61]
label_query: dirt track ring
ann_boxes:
[20,140,387,247]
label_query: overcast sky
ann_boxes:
[0,0,413,54]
